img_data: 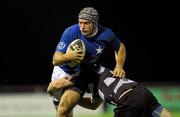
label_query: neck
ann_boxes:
[86,25,98,38]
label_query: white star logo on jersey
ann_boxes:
[96,46,103,55]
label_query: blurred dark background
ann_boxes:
[2,0,178,85]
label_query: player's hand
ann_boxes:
[53,76,74,89]
[112,65,126,78]
[65,46,85,61]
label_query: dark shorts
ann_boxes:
[68,64,100,97]
[114,84,161,117]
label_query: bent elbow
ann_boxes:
[52,59,59,66]
[52,60,57,66]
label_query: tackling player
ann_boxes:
[78,66,173,117]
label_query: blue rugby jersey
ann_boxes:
[55,24,121,74]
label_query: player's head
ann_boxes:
[78,7,99,37]
[78,7,99,24]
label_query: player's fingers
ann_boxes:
[112,71,118,77]
[76,50,84,54]
[113,70,125,78]
[75,60,81,63]
[56,80,65,87]
[122,71,126,78]
[117,71,122,78]
[70,45,75,50]
[76,55,85,61]
[119,71,126,78]
[63,80,74,87]
[76,53,84,57]
[53,81,62,89]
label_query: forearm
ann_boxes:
[47,77,74,95]
[52,52,71,66]
[78,97,103,110]
[115,42,126,68]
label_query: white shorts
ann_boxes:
[51,66,71,81]
[50,66,80,105]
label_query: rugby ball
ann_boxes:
[67,39,86,67]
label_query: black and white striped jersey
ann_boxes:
[97,67,138,105]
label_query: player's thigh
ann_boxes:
[58,89,81,113]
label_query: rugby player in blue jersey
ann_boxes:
[78,66,173,117]
[47,7,126,117]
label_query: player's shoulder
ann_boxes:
[98,24,115,35]
[62,24,80,38]
[65,24,79,32]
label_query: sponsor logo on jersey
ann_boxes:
[57,42,66,50]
